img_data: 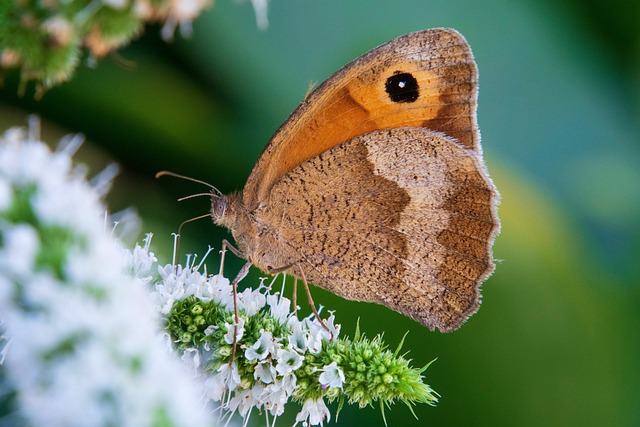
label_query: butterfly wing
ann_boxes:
[262,128,499,332]
[243,28,479,210]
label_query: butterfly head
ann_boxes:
[210,191,229,224]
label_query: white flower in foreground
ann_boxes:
[0,122,213,427]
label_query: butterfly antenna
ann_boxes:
[178,193,212,202]
[156,170,223,196]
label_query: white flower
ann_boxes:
[0,318,9,365]
[223,317,245,345]
[203,325,216,336]
[267,293,292,324]
[319,361,345,390]
[209,273,235,309]
[288,317,308,353]
[150,262,214,315]
[245,330,273,361]
[228,386,259,418]
[295,398,331,427]
[237,286,267,316]
[249,0,269,29]
[181,347,201,374]
[124,233,157,284]
[160,0,212,40]
[304,313,340,354]
[203,375,225,402]
[305,326,325,355]
[254,361,276,384]
[260,375,296,417]
[101,0,128,9]
[275,346,303,375]
[220,362,242,389]
[315,313,341,341]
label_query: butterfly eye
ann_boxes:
[211,194,228,221]
[385,71,419,103]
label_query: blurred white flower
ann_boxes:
[101,0,129,9]
[0,122,213,427]
[250,0,269,29]
[0,224,39,278]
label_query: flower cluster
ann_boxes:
[0,0,268,92]
[135,241,440,426]
[0,121,212,427]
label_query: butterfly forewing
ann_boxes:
[243,28,479,210]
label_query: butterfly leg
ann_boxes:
[219,239,246,276]
[228,260,252,366]
[219,239,251,365]
[266,263,299,316]
[298,266,334,341]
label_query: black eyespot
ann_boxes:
[385,71,419,103]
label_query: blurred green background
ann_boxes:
[1,0,639,426]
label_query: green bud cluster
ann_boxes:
[296,329,439,411]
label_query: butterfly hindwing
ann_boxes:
[260,127,499,331]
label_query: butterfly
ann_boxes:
[165,28,500,332]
